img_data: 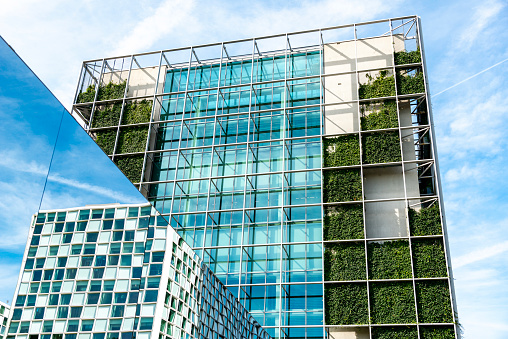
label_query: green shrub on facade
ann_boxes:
[362,131,401,164]
[361,100,398,131]
[368,240,412,280]
[409,204,442,236]
[323,204,364,240]
[115,155,144,183]
[122,100,153,125]
[95,129,117,155]
[420,326,455,339]
[325,283,368,325]
[412,239,447,278]
[359,71,396,99]
[77,84,96,103]
[91,103,122,128]
[416,280,453,324]
[97,81,127,101]
[372,326,418,339]
[394,49,421,65]
[324,242,366,281]
[370,281,416,324]
[323,169,362,202]
[323,134,360,167]
[117,126,148,154]
[397,71,425,95]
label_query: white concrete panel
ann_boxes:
[323,41,356,74]
[365,200,407,238]
[356,36,393,70]
[101,66,166,98]
[329,327,369,339]
[324,103,359,135]
[363,166,405,200]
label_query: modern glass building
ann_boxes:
[6,203,270,339]
[72,16,459,338]
[1,301,10,338]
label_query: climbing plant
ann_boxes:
[394,49,421,65]
[323,134,360,167]
[323,169,362,202]
[361,100,398,131]
[117,126,148,154]
[420,326,455,339]
[324,242,366,281]
[368,240,412,280]
[412,238,447,278]
[416,280,453,324]
[396,70,425,95]
[325,283,368,325]
[91,103,122,128]
[372,326,418,339]
[95,129,117,155]
[370,281,416,324]
[97,81,127,101]
[77,84,96,103]
[362,131,401,164]
[409,204,442,236]
[323,204,364,240]
[115,155,144,183]
[122,100,153,125]
[359,70,396,99]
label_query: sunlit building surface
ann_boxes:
[0,301,10,338]
[72,16,459,338]
[6,204,270,339]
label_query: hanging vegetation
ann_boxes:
[372,326,418,339]
[368,240,412,280]
[77,84,96,103]
[416,280,453,324]
[95,129,117,155]
[359,70,396,99]
[420,326,455,339]
[397,71,425,95]
[370,281,416,324]
[96,81,127,101]
[324,242,366,281]
[323,134,360,167]
[115,155,144,183]
[91,103,122,128]
[117,126,148,154]
[323,204,364,240]
[361,100,398,131]
[122,100,153,125]
[409,204,442,236]
[325,283,368,325]
[362,131,401,164]
[323,169,362,202]
[412,238,448,278]
[394,49,421,65]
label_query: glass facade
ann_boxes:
[73,16,459,339]
[6,204,270,339]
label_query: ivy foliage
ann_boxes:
[370,281,416,324]
[420,326,455,339]
[359,70,396,99]
[95,129,117,155]
[323,134,360,167]
[394,49,421,65]
[77,84,96,103]
[397,71,425,95]
[97,81,127,101]
[323,169,362,202]
[361,100,398,131]
[122,100,153,125]
[115,155,144,183]
[416,280,453,324]
[323,204,364,240]
[412,239,448,278]
[409,204,442,236]
[325,283,368,325]
[117,126,148,154]
[372,326,418,339]
[368,240,412,280]
[324,242,366,281]
[362,131,401,164]
[91,103,122,128]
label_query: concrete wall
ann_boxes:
[101,66,166,98]
[329,327,369,339]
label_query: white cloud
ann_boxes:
[453,240,508,268]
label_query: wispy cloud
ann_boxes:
[453,240,508,268]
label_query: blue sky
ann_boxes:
[0,0,507,337]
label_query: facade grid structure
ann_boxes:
[0,301,10,338]
[72,16,459,339]
[5,204,270,339]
